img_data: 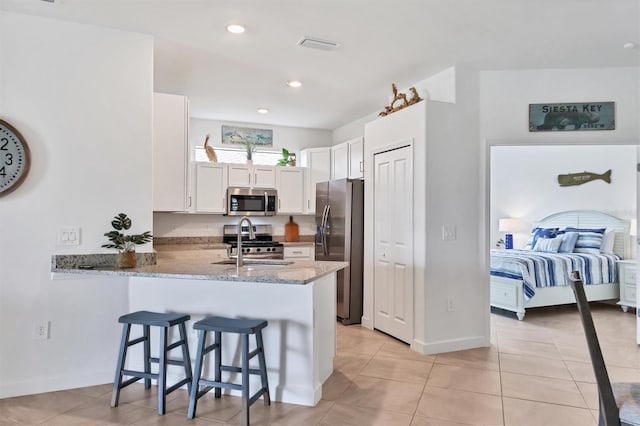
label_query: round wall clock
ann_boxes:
[0,119,31,196]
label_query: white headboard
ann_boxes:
[536,210,631,259]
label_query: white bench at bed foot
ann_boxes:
[490,276,620,320]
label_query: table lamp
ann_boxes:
[499,218,519,249]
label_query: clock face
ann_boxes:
[0,120,31,196]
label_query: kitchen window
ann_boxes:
[195,146,283,165]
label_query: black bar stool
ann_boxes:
[187,316,270,426]
[111,311,193,415]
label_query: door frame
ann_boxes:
[363,139,414,332]
[371,143,414,342]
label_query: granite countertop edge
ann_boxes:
[52,260,348,285]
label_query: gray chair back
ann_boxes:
[568,270,620,426]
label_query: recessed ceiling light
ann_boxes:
[226,24,245,34]
[623,42,636,49]
[257,108,269,114]
[286,80,302,88]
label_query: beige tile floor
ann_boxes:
[1,304,638,425]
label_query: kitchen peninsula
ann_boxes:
[52,250,347,407]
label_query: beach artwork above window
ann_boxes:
[221,125,273,146]
[529,102,615,132]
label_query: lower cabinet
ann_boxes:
[283,245,315,261]
[617,259,637,312]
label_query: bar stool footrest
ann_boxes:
[248,388,269,406]
[126,336,147,347]
[119,376,143,389]
[149,357,189,367]
[220,365,264,376]
[198,379,242,392]
[122,370,157,381]
[166,378,191,394]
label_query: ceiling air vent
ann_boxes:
[297,37,340,51]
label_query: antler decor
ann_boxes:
[378,84,423,117]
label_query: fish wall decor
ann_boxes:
[557,169,611,186]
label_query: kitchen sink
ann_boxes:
[212,259,293,266]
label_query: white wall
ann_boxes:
[190,117,331,160]
[363,67,485,355]
[332,66,457,145]
[0,11,153,397]
[481,67,639,250]
[480,68,639,143]
[491,145,637,248]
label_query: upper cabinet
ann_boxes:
[228,164,276,188]
[331,137,364,180]
[348,137,364,179]
[331,143,349,180]
[300,147,331,214]
[193,162,227,213]
[153,93,189,211]
[276,167,306,214]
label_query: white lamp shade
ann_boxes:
[499,218,520,233]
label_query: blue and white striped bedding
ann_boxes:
[490,249,619,300]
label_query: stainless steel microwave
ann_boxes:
[226,187,277,216]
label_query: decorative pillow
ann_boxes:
[558,232,579,253]
[526,227,560,249]
[600,229,615,254]
[533,237,562,253]
[573,231,605,254]
[564,227,606,234]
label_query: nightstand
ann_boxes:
[616,259,637,312]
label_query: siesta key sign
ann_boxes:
[529,102,615,132]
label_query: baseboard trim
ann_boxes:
[412,335,490,355]
[0,369,114,399]
[360,315,373,329]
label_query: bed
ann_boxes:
[490,210,630,320]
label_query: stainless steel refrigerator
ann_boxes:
[316,178,364,325]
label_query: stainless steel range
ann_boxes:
[223,224,284,259]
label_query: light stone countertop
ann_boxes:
[52,255,347,285]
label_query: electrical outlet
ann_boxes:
[33,321,49,340]
[442,225,457,241]
[446,299,454,312]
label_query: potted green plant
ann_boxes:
[276,148,290,166]
[241,140,256,163]
[102,213,152,268]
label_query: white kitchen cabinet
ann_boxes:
[283,244,315,260]
[331,137,364,180]
[299,147,331,214]
[153,92,189,211]
[331,143,349,180]
[227,164,276,188]
[194,162,227,213]
[276,166,306,214]
[617,259,637,312]
[348,137,364,179]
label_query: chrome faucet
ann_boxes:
[236,216,256,268]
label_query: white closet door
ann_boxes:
[373,145,413,343]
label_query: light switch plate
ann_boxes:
[58,227,80,246]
